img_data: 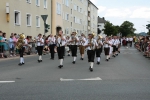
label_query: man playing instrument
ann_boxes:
[79,33,86,60]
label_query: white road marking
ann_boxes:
[0,81,15,83]
[60,77,102,81]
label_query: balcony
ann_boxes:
[88,16,90,21]
[88,7,90,11]
[88,26,90,30]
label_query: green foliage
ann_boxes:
[120,21,136,37]
[103,21,119,36]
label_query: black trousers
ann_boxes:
[71,45,77,57]
[104,47,110,55]
[0,45,4,53]
[96,48,102,57]
[112,46,116,53]
[49,44,55,59]
[87,50,95,62]
[57,46,65,59]
[37,46,43,55]
[130,41,132,47]
[18,47,25,57]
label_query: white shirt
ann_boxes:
[56,36,66,47]
[85,39,98,50]
[129,38,133,41]
[69,36,79,45]
[79,37,86,46]
[111,39,118,46]
[37,38,44,46]
[126,38,129,41]
[48,37,55,45]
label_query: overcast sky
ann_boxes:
[91,0,150,33]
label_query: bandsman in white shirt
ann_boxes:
[95,35,103,65]
[56,30,66,68]
[36,34,44,63]
[65,36,71,56]
[69,32,79,64]
[108,37,113,59]
[126,37,129,46]
[79,33,86,60]
[48,34,56,60]
[111,36,118,57]
[129,37,133,47]
[103,37,111,61]
[85,33,98,72]
[115,36,121,56]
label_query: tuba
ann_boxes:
[16,34,25,49]
[97,35,103,49]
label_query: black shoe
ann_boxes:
[80,58,84,60]
[109,58,110,59]
[58,65,63,69]
[106,59,109,61]
[18,63,22,66]
[72,61,75,64]
[118,51,120,53]
[89,67,93,72]
[68,54,70,56]
[38,60,40,63]
[40,60,42,62]
[97,62,100,65]
[116,54,118,56]
[22,63,25,65]
[113,55,116,57]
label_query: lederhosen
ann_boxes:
[71,38,77,57]
[57,38,65,59]
[104,41,110,55]
[79,38,85,55]
[96,40,102,57]
[87,39,96,62]
[37,38,44,56]
[112,40,117,53]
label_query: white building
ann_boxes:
[97,16,106,37]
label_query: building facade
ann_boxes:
[52,0,98,36]
[97,16,106,37]
[0,0,51,38]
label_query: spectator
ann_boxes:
[0,31,4,58]
[9,35,16,57]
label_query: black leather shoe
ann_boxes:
[38,60,40,63]
[72,61,75,64]
[22,63,25,65]
[97,62,100,65]
[18,63,22,66]
[40,60,42,62]
[58,65,63,69]
[89,67,93,72]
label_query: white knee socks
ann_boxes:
[90,62,94,68]
[60,59,63,65]
[97,57,100,62]
[73,57,76,61]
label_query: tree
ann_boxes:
[146,24,150,35]
[103,21,118,36]
[120,21,136,37]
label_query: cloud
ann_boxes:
[130,7,150,18]
[104,8,131,18]
[98,6,106,13]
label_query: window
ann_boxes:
[74,17,76,23]
[44,0,47,8]
[57,3,61,15]
[27,0,31,3]
[80,19,82,24]
[74,5,77,10]
[14,11,21,25]
[77,6,79,11]
[36,16,40,27]
[65,0,69,6]
[65,13,69,20]
[71,9,72,14]
[27,14,31,26]
[80,8,82,13]
[71,22,72,27]
[36,0,40,6]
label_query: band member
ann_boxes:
[48,34,55,60]
[69,32,79,64]
[85,33,98,72]
[96,35,103,65]
[66,36,71,56]
[56,30,66,68]
[79,33,86,60]
[103,37,111,61]
[16,34,26,66]
[111,36,118,57]
[129,37,133,47]
[108,37,113,59]
[36,34,44,63]
[116,36,121,55]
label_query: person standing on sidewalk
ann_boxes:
[0,31,4,58]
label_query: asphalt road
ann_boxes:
[0,47,150,100]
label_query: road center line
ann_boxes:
[0,81,15,83]
[60,77,102,81]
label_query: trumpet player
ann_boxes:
[36,34,44,63]
[103,37,111,61]
[56,30,66,68]
[85,33,98,72]
[69,32,79,64]
[48,34,55,60]
[79,33,86,60]
[16,34,27,66]
[96,35,103,65]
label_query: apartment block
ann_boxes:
[52,0,98,36]
[0,0,51,38]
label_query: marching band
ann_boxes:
[16,27,121,72]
